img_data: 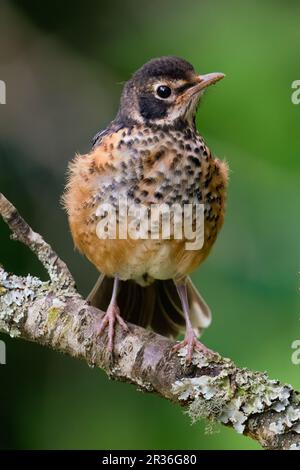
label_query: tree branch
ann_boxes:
[0,192,299,450]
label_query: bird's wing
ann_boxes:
[92,120,124,149]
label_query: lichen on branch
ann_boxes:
[0,191,299,450]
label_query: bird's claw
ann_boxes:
[171,330,213,364]
[96,303,128,353]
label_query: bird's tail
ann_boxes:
[87,275,211,338]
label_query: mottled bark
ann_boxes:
[0,192,299,450]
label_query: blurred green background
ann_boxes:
[0,0,299,450]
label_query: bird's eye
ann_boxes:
[156,85,172,99]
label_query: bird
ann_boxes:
[63,56,229,363]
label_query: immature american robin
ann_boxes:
[63,56,228,362]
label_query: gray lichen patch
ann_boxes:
[172,350,300,437]
[177,347,212,368]
[27,232,75,291]
[268,404,300,436]
[0,268,46,336]
[290,443,300,450]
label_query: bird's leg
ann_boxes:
[172,280,212,363]
[96,276,128,352]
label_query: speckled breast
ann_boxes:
[65,124,228,283]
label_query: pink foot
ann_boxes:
[171,329,213,363]
[96,303,128,353]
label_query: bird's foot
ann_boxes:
[171,329,213,364]
[96,303,128,353]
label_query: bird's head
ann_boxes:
[117,56,224,129]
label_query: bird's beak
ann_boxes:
[179,72,225,103]
[194,72,225,92]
